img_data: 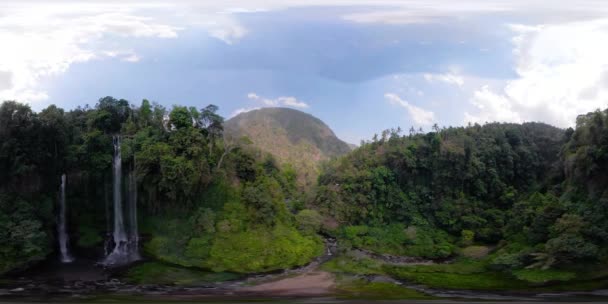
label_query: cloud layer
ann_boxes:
[465,19,608,127]
[231,92,310,117]
[0,3,180,104]
[385,93,435,125]
[424,72,464,87]
[247,93,309,108]
[5,0,608,140]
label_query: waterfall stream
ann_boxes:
[128,169,140,260]
[58,174,74,263]
[102,135,140,266]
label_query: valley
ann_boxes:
[2,99,608,302]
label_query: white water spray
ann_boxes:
[58,174,74,263]
[102,136,140,265]
[128,169,140,260]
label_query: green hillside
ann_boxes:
[226,107,351,187]
[315,113,608,284]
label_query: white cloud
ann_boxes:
[0,2,263,106]
[231,106,260,117]
[465,18,608,126]
[277,96,309,108]
[343,10,440,25]
[122,54,141,62]
[385,93,435,125]
[423,72,464,87]
[342,1,513,24]
[207,16,248,45]
[464,85,521,123]
[247,92,309,108]
[104,50,141,62]
[0,3,180,104]
[340,1,608,25]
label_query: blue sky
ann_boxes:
[3,1,608,143]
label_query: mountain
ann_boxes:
[225,107,351,187]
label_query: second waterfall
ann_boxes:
[102,135,140,266]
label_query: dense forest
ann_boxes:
[0,98,322,274]
[315,113,608,275]
[2,96,608,290]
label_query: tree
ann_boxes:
[169,106,192,130]
[91,96,131,133]
[295,209,323,235]
[545,234,598,264]
[198,104,224,154]
[216,135,251,171]
[432,123,440,133]
[139,99,152,127]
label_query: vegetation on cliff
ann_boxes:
[0,99,322,274]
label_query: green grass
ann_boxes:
[385,266,527,290]
[336,278,431,300]
[322,247,608,293]
[535,278,608,291]
[125,262,240,285]
[321,255,385,275]
[512,269,577,283]
[381,256,608,292]
[394,258,488,274]
[461,245,491,259]
[323,254,529,291]
[383,258,529,291]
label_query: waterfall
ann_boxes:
[104,181,112,257]
[127,167,140,260]
[102,135,140,265]
[58,174,74,263]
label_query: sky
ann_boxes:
[2,1,608,144]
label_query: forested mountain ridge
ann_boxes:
[225,108,352,187]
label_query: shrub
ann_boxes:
[340,224,455,259]
[206,224,323,273]
[545,234,599,264]
[461,245,490,259]
[295,209,323,234]
[0,196,51,274]
[490,252,524,270]
[185,236,213,260]
[460,230,475,246]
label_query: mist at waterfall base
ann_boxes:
[102,136,140,266]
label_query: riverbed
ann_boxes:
[3,262,608,303]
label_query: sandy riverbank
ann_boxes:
[241,271,335,296]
